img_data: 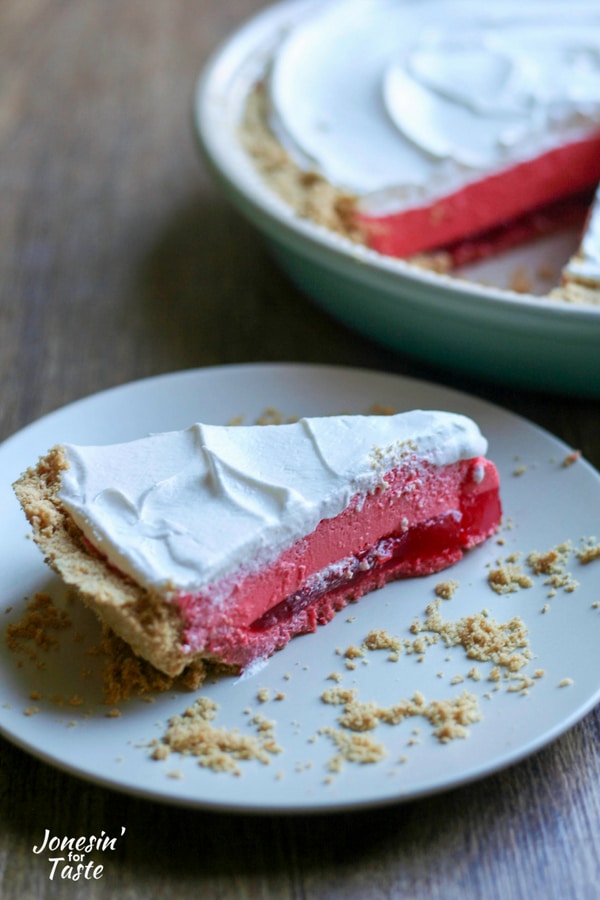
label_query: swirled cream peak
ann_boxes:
[267,0,600,207]
[57,411,487,593]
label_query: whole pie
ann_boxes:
[241,0,600,300]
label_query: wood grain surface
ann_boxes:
[1,2,600,897]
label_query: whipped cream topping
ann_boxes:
[266,0,600,211]
[58,411,487,595]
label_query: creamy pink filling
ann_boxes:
[174,456,501,668]
[358,132,600,260]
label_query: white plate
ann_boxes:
[1,363,600,813]
[194,0,600,397]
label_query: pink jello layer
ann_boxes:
[174,456,501,669]
[358,132,600,260]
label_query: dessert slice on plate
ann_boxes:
[13,411,501,676]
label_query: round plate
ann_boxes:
[1,363,600,813]
[194,0,600,397]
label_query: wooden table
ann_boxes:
[1,2,599,897]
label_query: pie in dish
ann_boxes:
[240,0,600,299]
[13,411,501,676]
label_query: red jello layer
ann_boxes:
[174,456,501,669]
[446,192,592,269]
[358,133,600,260]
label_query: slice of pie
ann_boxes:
[13,411,501,676]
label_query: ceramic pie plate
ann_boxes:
[193,0,600,397]
[1,364,600,813]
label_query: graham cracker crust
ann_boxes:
[12,447,207,679]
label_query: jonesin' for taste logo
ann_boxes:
[33,827,126,881]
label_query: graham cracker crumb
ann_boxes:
[322,686,358,706]
[320,728,387,769]
[408,252,453,274]
[152,743,171,761]
[577,540,600,565]
[153,696,282,775]
[5,593,71,660]
[251,713,276,733]
[363,629,402,652]
[434,580,459,600]
[506,675,534,693]
[421,601,532,673]
[367,404,397,416]
[253,407,297,426]
[425,692,481,742]
[488,563,533,594]
[526,541,580,593]
[338,700,382,733]
[527,542,573,576]
[322,682,482,745]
